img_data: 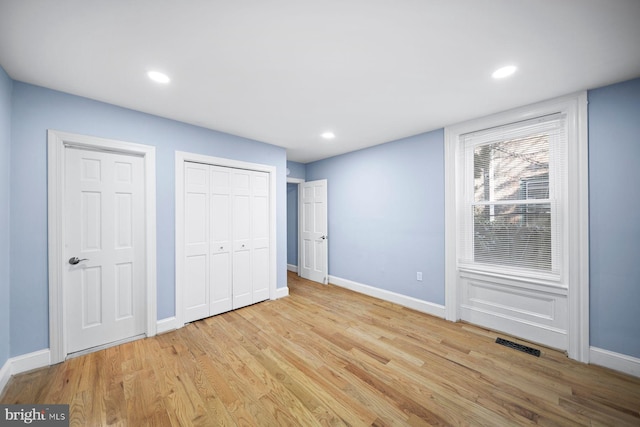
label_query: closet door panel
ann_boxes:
[252,172,270,302]
[184,162,210,322]
[232,169,253,309]
[210,166,233,315]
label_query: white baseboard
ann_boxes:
[157,317,179,334]
[590,347,640,377]
[276,286,289,299]
[287,264,298,273]
[10,349,50,374]
[0,358,10,395]
[329,275,446,319]
[0,349,51,396]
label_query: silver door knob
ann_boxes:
[68,257,89,265]
[320,235,327,240]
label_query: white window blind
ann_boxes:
[458,113,567,276]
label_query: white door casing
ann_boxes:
[48,130,157,364]
[299,179,328,284]
[176,152,277,327]
[65,147,145,353]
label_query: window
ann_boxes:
[445,93,589,361]
[458,114,566,277]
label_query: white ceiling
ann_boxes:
[1,0,639,163]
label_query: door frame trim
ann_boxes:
[175,151,277,327]
[47,130,157,364]
[286,177,305,274]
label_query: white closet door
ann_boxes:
[210,166,233,315]
[183,162,271,321]
[252,171,270,303]
[232,169,253,309]
[184,162,210,323]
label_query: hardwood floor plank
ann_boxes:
[2,271,639,426]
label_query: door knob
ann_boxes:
[68,257,89,265]
[320,235,327,240]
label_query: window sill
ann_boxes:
[457,264,567,293]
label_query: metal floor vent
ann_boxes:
[495,337,541,357]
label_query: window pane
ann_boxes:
[474,135,549,202]
[473,203,551,271]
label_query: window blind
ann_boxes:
[458,113,567,276]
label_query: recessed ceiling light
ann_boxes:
[321,131,335,140]
[492,65,517,79]
[147,70,170,84]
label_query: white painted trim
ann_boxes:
[444,126,459,322]
[444,92,589,362]
[47,130,157,364]
[175,151,278,328]
[329,275,445,319]
[275,287,289,299]
[286,178,304,277]
[0,359,10,395]
[9,349,50,374]
[0,350,51,396]
[590,347,640,378]
[156,317,179,334]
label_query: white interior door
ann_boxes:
[65,147,145,354]
[299,179,328,284]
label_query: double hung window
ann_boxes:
[458,114,566,278]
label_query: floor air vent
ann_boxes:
[495,337,541,357]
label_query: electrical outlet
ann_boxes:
[417,272,423,281]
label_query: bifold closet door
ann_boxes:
[184,162,270,322]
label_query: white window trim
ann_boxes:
[444,92,590,362]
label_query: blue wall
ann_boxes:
[304,79,640,360]
[3,70,639,363]
[306,130,445,304]
[589,78,640,358]
[287,160,306,180]
[9,82,287,357]
[0,67,12,368]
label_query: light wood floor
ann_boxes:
[2,272,640,426]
